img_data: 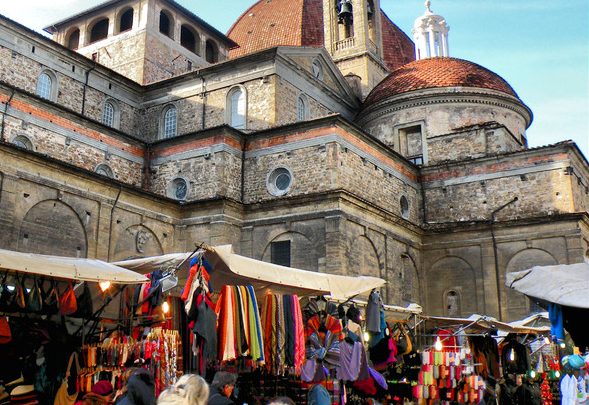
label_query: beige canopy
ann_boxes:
[506,262,589,309]
[114,244,386,300]
[0,248,148,284]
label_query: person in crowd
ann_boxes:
[207,372,237,405]
[81,381,114,405]
[115,369,155,405]
[266,397,295,405]
[157,374,209,405]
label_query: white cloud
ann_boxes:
[0,0,97,32]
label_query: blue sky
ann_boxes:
[1,0,587,157]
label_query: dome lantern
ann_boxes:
[412,0,449,60]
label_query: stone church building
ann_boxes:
[0,0,587,321]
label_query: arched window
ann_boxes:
[159,10,173,38]
[161,105,177,139]
[36,71,55,100]
[89,18,109,43]
[180,25,199,54]
[118,8,134,33]
[296,95,308,122]
[12,135,33,150]
[445,290,461,316]
[205,40,218,63]
[400,195,409,219]
[102,99,120,129]
[95,164,114,178]
[227,87,246,129]
[66,28,80,50]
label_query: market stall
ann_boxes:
[115,245,420,404]
[0,248,148,405]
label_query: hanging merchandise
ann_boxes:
[80,328,180,397]
[53,352,80,405]
[468,335,500,380]
[59,283,77,316]
[301,297,343,382]
[0,317,11,344]
[413,349,485,404]
[261,292,305,375]
[500,337,531,376]
[215,284,267,372]
[180,257,217,375]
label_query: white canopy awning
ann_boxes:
[0,248,148,284]
[115,245,386,300]
[506,262,589,309]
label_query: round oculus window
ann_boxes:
[267,168,293,196]
[172,178,188,200]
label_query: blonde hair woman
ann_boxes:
[157,375,209,405]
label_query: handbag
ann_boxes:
[59,283,77,316]
[0,316,11,344]
[0,272,17,312]
[53,352,80,405]
[15,275,27,310]
[27,277,43,313]
[70,282,93,319]
[393,323,413,355]
[43,280,60,315]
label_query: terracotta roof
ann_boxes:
[364,57,519,107]
[227,0,415,71]
[380,11,415,71]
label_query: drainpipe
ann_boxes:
[142,144,152,191]
[81,64,97,115]
[490,196,518,321]
[107,186,123,262]
[0,89,16,143]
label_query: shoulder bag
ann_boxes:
[53,352,80,405]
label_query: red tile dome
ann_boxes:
[364,57,519,107]
[227,0,415,71]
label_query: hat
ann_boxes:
[92,381,113,396]
[568,355,586,370]
[211,372,237,388]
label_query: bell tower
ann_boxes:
[323,0,389,99]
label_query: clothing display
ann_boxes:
[365,290,383,333]
[215,285,266,367]
[500,338,530,376]
[261,292,305,375]
[468,335,500,380]
[413,349,485,404]
[81,328,179,397]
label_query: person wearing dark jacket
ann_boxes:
[116,369,156,405]
[207,372,237,405]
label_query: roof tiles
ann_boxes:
[364,57,519,107]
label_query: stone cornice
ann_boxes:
[358,87,533,128]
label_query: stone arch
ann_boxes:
[113,224,163,261]
[18,199,87,257]
[427,256,477,317]
[261,231,319,271]
[346,235,381,278]
[505,248,558,320]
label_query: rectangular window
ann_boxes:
[399,125,424,165]
[271,241,291,267]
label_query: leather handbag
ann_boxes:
[0,316,11,344]
[15,276,27,310]
[70,282,93,319]
[59,283,77,316]
[0,272,17,312]
[43,280,60,315]
[27,277,43,313]
[53,352,80,405]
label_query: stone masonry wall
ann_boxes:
[150,150,242,201]
[274,77,331,125]
[423,152,576,222]
[1,93,144,187]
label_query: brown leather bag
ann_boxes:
[59,283,77,316]
[53,352,80,405]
